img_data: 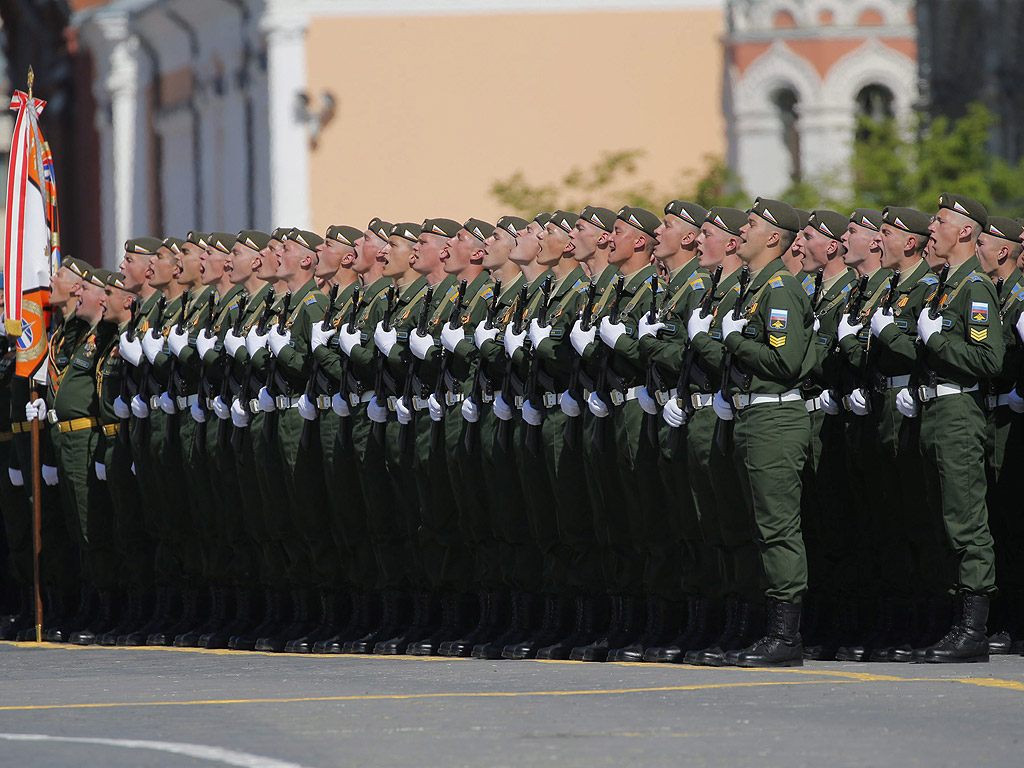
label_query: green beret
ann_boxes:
[271,227,293,242]
[793,209,811,228]
[579,206,616,232]
[550,211,580,234]
[751,198,802,233]
[162,237,185,254]
[105,271,129,290]
[237,230,271,251]
[705,207,747,236]
[61,257,90,277]
[326,225,363,247]
[286,229,324,251]
[391,222,423,243]
[85,267,113,288]
[984,216,1024,243]
[496,215,529,237]
[534,213,553,228]
[186,231,210,249]
[850,208,882,231]
[421,218,461,238]
[806,210,848,241]
[208,232,236,254]
[464,218,495,242]
[664,200,708,227]
[938,193,988,228]
[124,237,163,256]
[882,206,932,237]
[368,218,392,241]
[617,206,661,238]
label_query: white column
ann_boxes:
[799,106,855,197]
[734,109,793,198]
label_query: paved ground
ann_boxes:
[1,641,1022,767]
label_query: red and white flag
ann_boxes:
[4,87,61,382]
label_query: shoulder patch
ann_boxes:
[801,276,816,296]
[769,275,785,289]
[920,274,938,285]
[304,294,317,306]
[1012,284,1024,302]
[769,308,788,330]
[968,274,985,283]
[688,277,705,292]
[970,302,989,323]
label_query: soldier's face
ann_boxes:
[696,223,726,269]
[49,267,74,305]
[608,221,641,266]
[653,215,688,261]
[536,223,569,267]
[315,240,347,279]
[382,237,412,279]
[928,210,967,259]
[411,233,445,276]
[354,231,384,274]
[443,230,481,275]
[103,287,133,323]
[149,247,178,288]
[482,229,514,270]
[841,222,874,269]
[510,224,541,266]
[176,243,204,285]
[200,246,227,285]
[257,241,282,280]
[77,281,105,322]
[975,234,1005,277]
[119,251,148,293]
[569,220,604,263]
[798,227,833,272]
[277,241,310,281]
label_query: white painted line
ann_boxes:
[0,734,310,768]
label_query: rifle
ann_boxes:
[299,282,340,450]
[464,278,501,453]
[593,275,626,448]
[215,290,248,450]
[371,285,398,442]
[136,294,167,443]
[497,283,529,451]
[563,281,598,449]
[524,275,553,456]
[643,274,661,447]
[430,279,468,451]
[398,286,433,452]
[260,290,293,442]
[666,264,722,451]
[165,287,192,434]
[845,274,870,319]
[928,263,951,320]
[193,289,219,456]
[117,297,138,446]
[713,265,751,456]
[335,286,363,450]
[231,288,275,452]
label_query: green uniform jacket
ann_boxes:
[273,278,328,395]
[53,321,115,420]
[638,257,711,377]
[688,268,745,394]
[804,267,858,392]
[987,269,1024,395]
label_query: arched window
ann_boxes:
[773,10,797,28]
[856,84,895,121]
[858,8,885,26]
[773,87,801,182]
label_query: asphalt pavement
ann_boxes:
[1,641,1022,767]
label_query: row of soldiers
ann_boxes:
[0,193,1021,666]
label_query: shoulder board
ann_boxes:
[228,297,241,311]
[304,294,318,305]
[688,277,705,292]
[479,286,494,300]
[801,276,816,296]
[1011,283,1024,302]
[572,282,588,295]
[377,287,391,300]
[768,275,785,289]
[444,285,459,302]
[841,283,852,295]
[919,274,938,285]
[968,273,986,283]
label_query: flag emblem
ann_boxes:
[761,207,778,225]
[714,215,727,229]
[818,222,835,237]
[971,302,988,323]
[628,214,642,228]
[769,309,788,329]
[953,201,970,215]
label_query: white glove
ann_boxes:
[131,462,136,476]
[638,315,665,340]
[168,326,189,357]
[599,317,627,349]
[257,386,276,413]
[637,386,658,415]
[212,396,231,420]
[528,319,551,350]
[819,389,840,416]
[8,467,23,487]
[570,319,597,356]
[338,325,361,356]
[131,394,150,418]
[367,395,388,423]
[119,332,143,367]
[230,397,250,428]
[332,392,350,417]
[587,391,610,418]
[268,326,291,356]
[895,388,919,418]
[25,398,47,422]
[504,325,527,358]
[441,323,465,353]
[1016,312,1024,343]
[721,310,747,340]
[559,390,581,417]
[196,329,217,358]
[189,400,206,423]
[410,329,436,360]
[224,329,246,358]
[461,397,480,423]
[297,393,317,421]
[917,309,942,344]
[42,465,58,486]
[374,322,397,356]
[1008,388,1024,414]
[113,396,131,419]
[837,315,862,342]
[813,318,821,333]
[662,396,687,428]
[870,308,895,337]
[394,396,412,425]
[246,326,269,356]
[142,329,165,363]
[311,321,336,352]
[713,391,734,421]
[687,307,713,340]
[847,388,870,416]
[474,322,499,349]
[522,398,543,426]
[158,392,176,415]
[493,392,513,421]
[94,462,107,481]
[427,393,444,422]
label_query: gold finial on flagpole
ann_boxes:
[27,66,34,100]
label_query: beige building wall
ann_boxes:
[306,8,725,231]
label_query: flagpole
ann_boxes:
[25,66,44,643]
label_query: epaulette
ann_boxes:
[479,286,494,301]
[768,275,785,289]
[377,286,391,300]
[571,279,587,294]
[968,273,985,283]
[228,296,241,311]
[801,276,816,296]
[1011,283,1024,302]
[840,283,852,295]
[919,274,938,285]
[688,276,705,292]
[304,294,317,306]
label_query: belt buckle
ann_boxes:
[483,391,495,404]
[316,395,332,409]
[349,393,360,407]
[514,396,524,409]
[444,392,460,407]
[274,395,289,409]
[731,394,744,410]
[248,398,260,414]
[610,390,624,407]
[543,392,558,409]
[386,396,397,412]
[150,395,161,410]
[46,410,58,425]
[655,389,670,407]
[175,396,187,410]
[413,396,429,411]
[917,386,933,402]
[986,395,997,410]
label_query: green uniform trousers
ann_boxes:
[103,432,155,589]
[353,405,395,591]
[250,412,291,587]
[379,411,422,590]
[989,408,1024,592]
[582,411,631,595]
[0,439,33,586]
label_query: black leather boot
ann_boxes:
[612,596,671,663]
[70,589,117,646]
[149,588,198,646]
[201,588,253,649]
[473,592,537,659]
[99,587,147,646]
[373,592,434,655]
[440,591,495,657]
[257,590,314,652]
[47,586,95,643]
[120,586,172,646]
[735,599,803,667]
[286,590,340,653]
[911,596,954,660]
[506,595,567,660]
[7,585,37,641]
[177,588,226,647]
[316,591,368,654]
[687,596,738,665]
[538,596,590,660]
[409,592,468,656]
[645,596,697,662]
[919,593,990,663]
[231,589,285,651]
[347,592,398,654]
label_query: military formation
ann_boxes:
[0,193,1021,667]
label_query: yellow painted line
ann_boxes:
[0,679,859,712]
[954,678,1024,692]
